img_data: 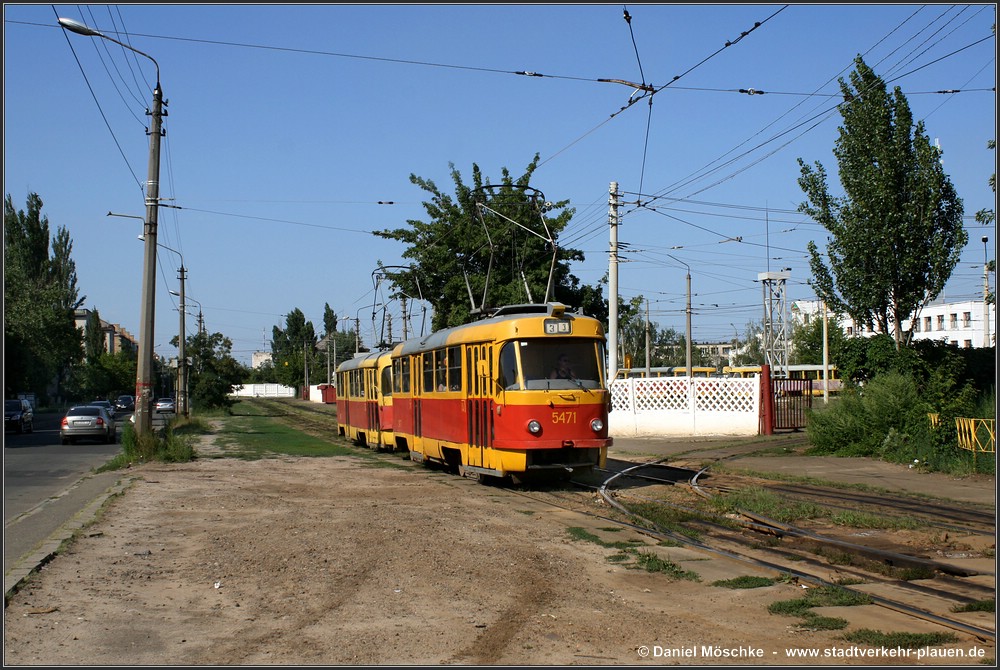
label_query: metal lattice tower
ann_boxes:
[758,271,790,378]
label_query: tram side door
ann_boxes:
[412,354,422,441]
[366,368,380,437]
[466,344,493,468]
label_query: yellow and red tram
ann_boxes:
[336,302,611,482]
[335,349,394,450]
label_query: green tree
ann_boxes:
[374,156,601,331]
[4,192,84,401]
[184,330,247,410]
[83,309,106,362]
[322,303,339,338]
[797,56,966,349]
[790,311,848,365]
[732,319,765,366]
[271,308,317,388]
[975,139,995,306]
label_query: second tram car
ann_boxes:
[336,302,612,482]
[335,349,394,450]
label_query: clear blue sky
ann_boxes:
[4,4,996,367]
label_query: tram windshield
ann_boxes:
[499,339,605,391]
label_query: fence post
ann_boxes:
[761,364,773,435]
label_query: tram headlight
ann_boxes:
[590,418,604,432]
[527,419,542,435]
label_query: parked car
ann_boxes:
[89,399,117,417]
[115,395,135,412]
[154,397,176,413]
[5,398,34,434]
[60,405,117,444]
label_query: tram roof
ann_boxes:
[395,302,602,357]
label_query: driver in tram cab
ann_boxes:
[549,354,575,380]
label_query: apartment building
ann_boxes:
[73,308,139,355]
[792,299,996,349]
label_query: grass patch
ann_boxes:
[841,629,959,649]
[951,599,994,613]
[565,526,645,550]
[768,584,871,630]
[712,575,776,589]
[619,500,708,540]
[98,420,195,470]
[632,551,700,580]
[215,413,360,459]
[711,486,826,524]
[566,527,699,580]
[827,509,921,530]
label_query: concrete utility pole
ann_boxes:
[984,236,992,348]
[685,268,692,378]
[401,296,409,340]
[665,254,692,377]
[644,298,651,376]
[822,301,830,404]
[60,18,166,436]
[171,266,187,417]
[608,182,620,380]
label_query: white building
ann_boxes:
[792,299,996,348]
[251,351,273,369]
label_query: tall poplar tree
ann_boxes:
[4,192,84,399]
[797,56,966,349]
[270,308,317,387]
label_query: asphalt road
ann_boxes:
[3,408,172,598]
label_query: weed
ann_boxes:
[710,486,825,524]
[632,551,700,580]
[768,585,871,619]
[951,599,995,613]
[711,576,775,589]
[841,629,959,649]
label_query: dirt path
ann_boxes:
[3,452,994,665]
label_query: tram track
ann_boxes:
[577,460,995,644]
[509,476,996,643]
[232,398,994,644]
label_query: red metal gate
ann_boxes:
[771,379,812,430]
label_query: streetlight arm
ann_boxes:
[59,18,159,84]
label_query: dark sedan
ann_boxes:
[5,399,34,434]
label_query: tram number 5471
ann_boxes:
[552,411,577,424]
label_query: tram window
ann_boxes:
[446,347,462,391]
[381,366,392,396]
[422,353,435,393]
[515,339,603,390]
[400,358,410,393]
[499,343,519,390]
[434,350,448,391]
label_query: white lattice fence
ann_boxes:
[693,378,758,412]
[609,376,760,437]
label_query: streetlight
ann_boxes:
[136,231,187,418]
[63,17,166,437]
[170,291,203,418]
[666,254,692,377]
[183,295,204,334]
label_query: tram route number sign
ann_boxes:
[543,319,572,335]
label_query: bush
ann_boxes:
[107,420,194,469]
[806,372,931,458]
